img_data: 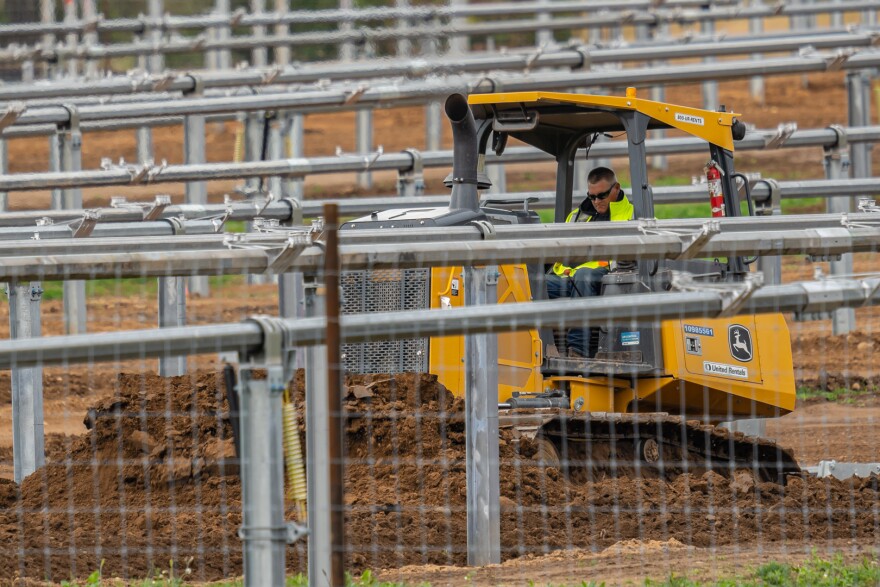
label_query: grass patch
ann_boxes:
[796,385,874,404]
[39,275,247,302]
[645,553,880,587]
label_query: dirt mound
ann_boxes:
[1,370,879,582]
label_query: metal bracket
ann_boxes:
[71,211,98,238]
[286,521,309,544]
[753,178,781,216]
[862,277,880,307]
[266,234,313,274]
[28,284,44,302]
[163,216,186,235]
[825,49,855,71]
[343,84,368,106]
[143,194,172,221]
[857,198,880,213]
[212,206,234,233]
[281,197,303,227]
[262,65,283,85]
[0,102,26,132]
[795,279,848,320]
[571,45,591,71]
[230,7,246,25]
[524,41,548,72]
[637,219,720,261]
[763,122,797,149]
[470,219,496,240]
[151,72,177,92]
[397,148,425,198]
[670,271,764,318]
[182,73,204,97]
[486,266,500,286]
[245,314,296,388]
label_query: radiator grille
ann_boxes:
[340,268,430,374]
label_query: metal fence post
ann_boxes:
[464,265,501,566]
[40,0,56,79]
[848,71,873,178]
[216,0,232,70]
[0,139,7,212]
[536,0,552,46]
[396,0,411,57]
[81,0,99,78]
[356,108,374,190]
[749,0,765,104]
[147,0,165,74]
[63,0,78,77]
[250,0,268,67]
[824,125,856,335]
[756,179,782,286]
[57,108,87,335]
[339,0,355,62]
[304,275,333,587]
[238,318,289,586]
[7,282,45,484]
[184,84,211,297]
[287,114,306,200]
[274,0,291,66]
[158,275,187,377]
[701,18,717,110]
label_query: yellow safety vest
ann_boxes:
[551,193,634,276]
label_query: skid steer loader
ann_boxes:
[340,89,800,483]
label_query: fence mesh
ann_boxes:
[1,3,880,586]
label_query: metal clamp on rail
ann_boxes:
[245,315,295,385]
[795,280,852,321]
[763,122,797,149]
[343,84,368,106]
[143,195,172,221]
[265,234,313,274]
[805,226,852,262]
[280,197,303,227]
[862,277,880,307]
[858,198,880,213]
[670,271,763,318]
[753,178,781,216]
[151,72,177,93]
[0,102,26,132]
[571,44,591,71]
[397,148,425,198]
[524,41,548,72]
[470,219,496,240]
[825,48,855,72]
[71,211,98,238]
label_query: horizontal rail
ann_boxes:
[0,275,877,369]
[0,215,877,280]
[1,27,874,102]
[1,125,879,192]
[0,0,735,39]
[7,50,880,129]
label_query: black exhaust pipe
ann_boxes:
[445,93,480,212]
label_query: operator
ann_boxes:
[547,166,634,358]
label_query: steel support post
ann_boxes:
[304,275,332,587]
[7,282,45,484]
[40,0,56,79]
[749,13,765,103]
[0,139,7,212]
[848,71,873,178]
[486,159,506,194]
[396,0,411,57]
[286,113,305,200]
[274,0,291,66]
[216,0,232,70]
[62,0,78,77]
[339,0,355,62]
[278,271,305,371]
[82,0,99,78]
[701,19,717,110]
[267,112,284,198]
[251,0,268,67]
[238,319,289,587]
[158,276,187,377]
[56,114,87,335]
[425,101,442,152]
[448,0,468,56]
[824,126,856,335]
[184,91,211,297]
[832,0,844,27]
[356,108,374,190]
[536,0,552,46]
[755,178,782,286]
[464,265,501,566]
[147,0,166,73]
[245,112,271,284]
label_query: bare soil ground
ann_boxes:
[0,66,879,583]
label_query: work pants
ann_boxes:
[546,266,609,357]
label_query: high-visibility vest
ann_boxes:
[551,193,634,276]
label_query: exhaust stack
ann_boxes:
[445,93,480,213]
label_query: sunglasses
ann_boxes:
[587,183,617,201]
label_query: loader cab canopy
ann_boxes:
[468,89,743,223]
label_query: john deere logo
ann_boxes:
[728,324,753,363]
